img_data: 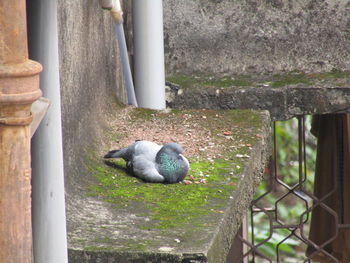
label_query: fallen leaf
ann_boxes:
[183,180,192,185]
[212,210,225,214]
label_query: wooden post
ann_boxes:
[0,1,42,262]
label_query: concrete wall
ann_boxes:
[57,1,125,190]
[163,0,350,75]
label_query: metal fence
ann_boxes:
[238,115,350,263]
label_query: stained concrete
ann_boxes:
[67,108,271,263]
[57,1,350,262]
[57,0,126,193]
[163,0,350,75]
[166,72,350,121]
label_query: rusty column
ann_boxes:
[0,1,42,262]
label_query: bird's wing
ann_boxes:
[132,155,164,182]
[134,141,161,161]
[179,154,190,168]
[104,140,159,161]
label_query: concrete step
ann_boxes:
[166,71,350,121]
[67,107,271,263]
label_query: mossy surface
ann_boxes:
[270,70,350,87]
[87,158,237,230]
[70,108,269,257]
[270,72,312,87]
[309,70,350,79]
[166,70,350,89]
[87,109,262,232]
[166,74,252,89]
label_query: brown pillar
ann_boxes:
[0,1,42,262]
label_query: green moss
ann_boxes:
[86,109,264,232]
[130,108,160,120]
[84,246,114,252]
[309,69,350,79]
[87,157,239,230]
[271,70,350,87]
[166,74,252,89]
[122,241,152,252]
[271,72,312,88]
[166,74,201,89]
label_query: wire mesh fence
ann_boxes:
[238,115,350,263]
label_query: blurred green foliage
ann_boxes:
[275,117,317,192]
[249,116,317,262]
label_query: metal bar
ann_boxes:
[0,1,42,262]
[302,117,308,186]
[338,116,345,224]
[276,229,296,262]
[298,116,304,185]
[272,224,300,229]
[243,115,347,262]
[338,224,350,229]
[250,203,256,262]
[239,237,273,263]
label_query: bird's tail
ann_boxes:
[104,147,131,159]
[104,149,121,158]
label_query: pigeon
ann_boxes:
[104,140,189,183]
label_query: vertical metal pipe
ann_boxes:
[114,20,138,106]
[337,116,345,224]
[0,1,42,262]
[133,0,166,110]
[298,116,304,185]
[27,0,68,262]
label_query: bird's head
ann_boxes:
[156,142,189,183]
[162,142,183,155]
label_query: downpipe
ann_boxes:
[133,0,166,110]
[100,0,138,107]
[0,1,42,262]
[27,0,68,262]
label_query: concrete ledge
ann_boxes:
[67,107,271,263]
[166,71,350,121]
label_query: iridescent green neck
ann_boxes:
[156,151,187,183]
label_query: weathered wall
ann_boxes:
[57,1,125,191]
[163,0,350,75]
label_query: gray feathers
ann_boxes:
[104,140,189,183]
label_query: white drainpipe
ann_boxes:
[28,0,68,262]
[133,0,166,110]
